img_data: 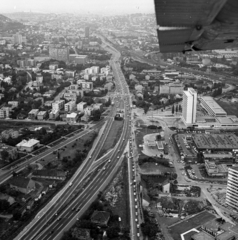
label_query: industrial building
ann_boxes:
[200,96,227,117]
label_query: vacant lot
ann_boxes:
[217,100,238,117]
[37,131,96,169]
[140,162,174,174]
[168,211,215,240]
[98,120,123,158]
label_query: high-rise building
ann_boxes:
[226,167,238,210]
[85,27,90,38]
[182,88,197,124]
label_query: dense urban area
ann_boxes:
[0,6,238,240]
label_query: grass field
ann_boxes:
[98,120,123,158]
[217,100,238,117]
[168,211,216,240]
[37,131,96,168]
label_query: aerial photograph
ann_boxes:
[0,0,238,239]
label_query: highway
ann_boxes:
[14,41,135,240]
[14,102,118,240]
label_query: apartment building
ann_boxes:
[226,167,238,210]
[182,88,197,124]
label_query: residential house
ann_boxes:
[64,92,77,101]
[0,107,10,119]
[65,101,76,112]
[16,139,40,152]
[28,109,39,119]
[37,111,47,120]
[52,100,65,111]
[9,177,35,194]
[49,109,59,120]
[31,170,67,181]
[162,180,171,194]
[8,101,18,108]
[66,112,78,124]
[93,103,103,111]
[77,102,87,112]
[91,211,110,227]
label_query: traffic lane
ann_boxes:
[34,55,130,239]
[19,118,114,239]
[20,120,115,240]
[36,127,131,240]
[24,117,130,239]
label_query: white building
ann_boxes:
[49,109,59,120]
[66,112,78,124]
[52,100,65,111]
[8,101,19,108]
[16,139,40,152]
[64,101,76,112]
[200,96,227,117]
[81,82,93,91]
[226,167,238,210]
[182,88,197,124]
[77,102,87,112]
[0,107,10,119]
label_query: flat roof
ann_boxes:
[193,134,238,150]
[201,96,227,115]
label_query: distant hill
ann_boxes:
[0,14,24,32]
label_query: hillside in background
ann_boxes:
[0,14,24,32]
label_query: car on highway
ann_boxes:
[108,159,111,163]
[103,167,106,171]
[76,207,81,212]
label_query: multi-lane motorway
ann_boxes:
[14,41,138,240]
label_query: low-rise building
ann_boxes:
[204,160,228,177]
[16,139,40,152]
[65,101,76,112]
[8,101,18,108]
[66,112,78,124]
[28,109,39,119]
[63,92,77,101]
[77,102,87,112]
[52,100,65,111]
[37,111,47,120]
[9,177,35,194]
[91,211,110,227]
[0,107,10,119]
[49,109,59,120]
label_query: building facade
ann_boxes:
[200,96,227,117]
[226,167,238,210]
[182,88,197,124]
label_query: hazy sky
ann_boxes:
[1,0,155,15]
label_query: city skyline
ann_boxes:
[0,0,155,15]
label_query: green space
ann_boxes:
[38,131,97,172]
[168,211,216,240]
[98,120,123,158]
[217,100,238,117]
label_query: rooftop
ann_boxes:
[201,96,227,115]
[9,177,32,189]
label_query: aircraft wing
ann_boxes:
[154,0,238,53]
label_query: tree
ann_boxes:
[1,150,9,160]
[175,105,179,113]
[0,199,10,212]
[90,109,101,121]
[172,105,175,114]
[178,104,182,112]
[106,227,120,238]
[13,210,22,220]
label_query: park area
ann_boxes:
[168,211,216,240]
